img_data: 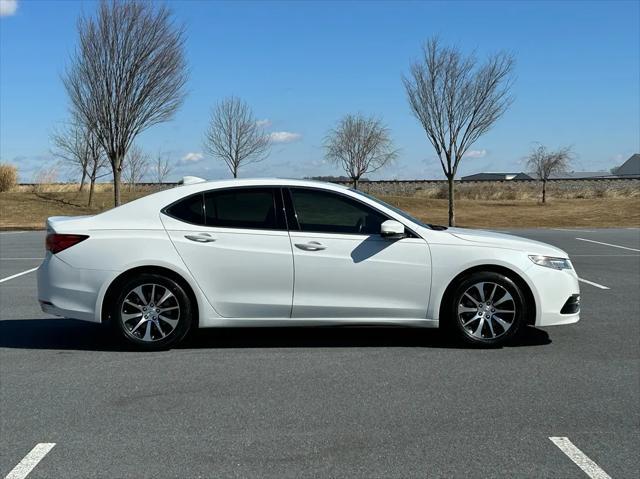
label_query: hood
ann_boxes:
[446,227,568,257]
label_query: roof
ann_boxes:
[461,172,533,181]
[614,154,640,177]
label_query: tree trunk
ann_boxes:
[113,163,122,207]
[353,177,359,190]
[79,169,87,192]
[447,175,455,227]
[542,179,547,204]
[233,167,238,179]
[88,177,95,207]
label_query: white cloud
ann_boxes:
[464,149,487,159]
[181,152,204,163]
[256,119,271,128]
[0,0,18,17]
[269,131,302,143]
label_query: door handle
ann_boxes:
[295,241,326,251]
[184,233,216,243]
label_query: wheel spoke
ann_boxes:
[158,314,178,329]
[153,320,166,338]
[494,308,515,314]
[472,316,485,337]
[121,312,142,322]
[486,317,496,338]
[494,290,513,307]
[488,283,498,302]
[159,305,179,313]
[151,284,156,304]
[142,321,152,341]
[462,314,480,327]
[124,300,143,311]
[157,288,174,307]
[463,292,480,306]
[458,304,477,314]
[132,286,147,305]
[130,317,148,333]
[474,283,486,302]
[493,315,512,331]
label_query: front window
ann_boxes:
[290,188,387,235]
[349,189,432,229]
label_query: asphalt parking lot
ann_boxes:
[1,228,638,479]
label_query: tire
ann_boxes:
[112,273,193,351]
[448,271,527,347]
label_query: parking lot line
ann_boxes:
[4,443,55,479]
[0,268,38,284]
[578,278,610,290]
[549,437,611,479]
[576,237,640,252]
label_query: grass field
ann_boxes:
[1,186,638,230]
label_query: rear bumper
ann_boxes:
[37,254,111,323]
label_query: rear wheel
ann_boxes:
[449,271,526,347]
[112,273,193,350]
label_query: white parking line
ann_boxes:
[553,228,597,232]
[578,278,610,290]
[0,268,38,284]
[0,231,29,235]
[4,443,56,479]
[549,437,611,479]
[576,237,640,252]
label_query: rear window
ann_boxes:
[164,193,204,225]
[204,188,281,230]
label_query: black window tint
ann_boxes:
[164,193,204,225]
[290,188,387,234]
[204,188,279,230]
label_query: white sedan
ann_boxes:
[37,178,580,350]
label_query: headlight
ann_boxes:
[529,255,572,270]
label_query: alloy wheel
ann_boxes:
[120,283,181,342]
[457,281,517,340]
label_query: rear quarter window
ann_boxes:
[164,193,204,225]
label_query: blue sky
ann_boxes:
[1,0,638,182]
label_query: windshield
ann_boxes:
[349,188,433,229]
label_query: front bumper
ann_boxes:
[526,263,581,327]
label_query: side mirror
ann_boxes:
[380,220,405,239]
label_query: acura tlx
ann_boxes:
[37,177,580,350]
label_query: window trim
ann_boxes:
[285,186,418,238]
[161,186,287,231]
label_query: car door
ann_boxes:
[161,187,294,318]
[286,187,431,319]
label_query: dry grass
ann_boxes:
[1,184,639,230]
[410,182,640,201]
[380,195,640,228]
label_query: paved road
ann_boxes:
[1,228,638,478]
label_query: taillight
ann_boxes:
[46,234,89,254]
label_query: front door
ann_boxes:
[161,187,293,318]
[286,188,431,319]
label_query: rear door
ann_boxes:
[286,187,431,319]
[161,187,294,318]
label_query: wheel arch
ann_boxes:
[100,265,200,327]
[438,264,537,327]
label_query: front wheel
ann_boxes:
[112,273,193,350]
[449,272,527,347]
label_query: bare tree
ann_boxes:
[52,122,90,191]
[63,0,187,206]
[203,97,271,178]
[404,38,515,226]
[153,152,173,184]
[123,145,149,190]
[324,114,398,189]
[526,144,572,203]
[52,121,108,206]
